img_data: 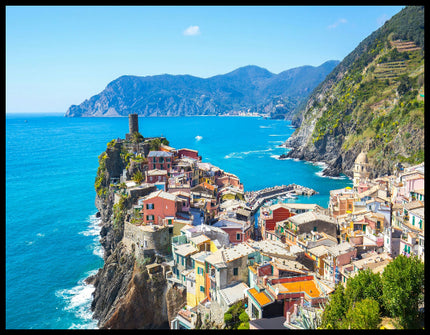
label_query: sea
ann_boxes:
[5,114,352,329]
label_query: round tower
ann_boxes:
[353,151,370,188]
[129,113,139,135]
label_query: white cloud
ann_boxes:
[328,18,348,29]
[183,25,201,36]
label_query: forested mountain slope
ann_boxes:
[285,6,424,178]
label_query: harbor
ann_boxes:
[245,184,318,215]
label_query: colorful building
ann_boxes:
[139,190,178,225]
[148,151,174,171]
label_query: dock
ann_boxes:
[245,184,318,215]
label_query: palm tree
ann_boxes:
[133,170,144,184]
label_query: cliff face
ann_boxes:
[90,140,186,329]
[285,6,424,178]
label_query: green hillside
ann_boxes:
[286,6,424,178]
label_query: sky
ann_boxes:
[6,5,405,114]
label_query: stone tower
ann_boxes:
[126,113,139,140]
[129,113,139,135]
[353,151,370,188]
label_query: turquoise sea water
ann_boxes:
[6,114,351,329]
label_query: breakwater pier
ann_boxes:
[245,184,318,214]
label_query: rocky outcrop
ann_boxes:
[89,140,186,329]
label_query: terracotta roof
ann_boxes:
[248,288,273,307]
[279,279,321,298]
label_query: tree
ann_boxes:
[150,138,161,151]
[343,298,381,329]
[320,283,347,329]
[223,300,247,329]
[344,268,384,315]
[133,170,144,184]
[397,76,412,95]
[381,255,424,328]
[131,131,144,144]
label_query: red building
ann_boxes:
[148,151,174,171]
[212,218,253,245]
[260,204,295,239]
[177,148,200,161]
[139,190,178,225]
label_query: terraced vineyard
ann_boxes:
[390,39,421,52]
[374,60,407,80]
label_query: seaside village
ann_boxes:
[109,115,424,329]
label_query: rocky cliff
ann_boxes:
[89,139,186,329]
[284,6,424,178]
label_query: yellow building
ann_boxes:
[191,251,212,305]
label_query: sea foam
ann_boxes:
[55,270,99,329]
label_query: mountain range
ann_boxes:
[64,60,339,118]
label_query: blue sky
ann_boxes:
[6,5,404,114]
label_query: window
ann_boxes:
[197,267,203,275]
[233,268,238,276]
[313,226,317,232]
[146,215,154,221]
[200,286,205,292]
[236,233,241,241]
[146,203,154,210]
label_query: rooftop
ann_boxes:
[191,250,212,263]
[276,278,321,298]
[146,169,168,176]
[219,281,249,307]
[143,190,178,202]
[148,151,173,157]
[247,288,273,307]
[189,234,210,246]
[249,316,287,329]
[307,245,329,257]
[246,240,294,258]
[174,243,198,257]
[288,211,335,225]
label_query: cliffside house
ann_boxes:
[139,190,179,225]
[148,151,174,171]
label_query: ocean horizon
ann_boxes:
[6,114,352,329]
